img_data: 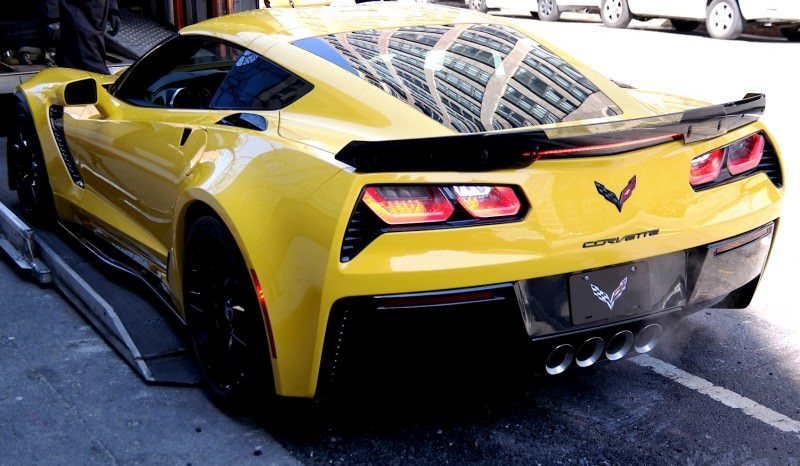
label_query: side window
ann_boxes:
[115,35,314,111]
[211,50,314,111]
[114,36,244,109]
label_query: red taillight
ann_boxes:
[453,186,521,218]
[727,133,765,175]
[690,148,725,187]
[362,186,454,225]
[690,133,768,187]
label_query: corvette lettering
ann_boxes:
[583,229,660,248]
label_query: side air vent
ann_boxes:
[48,105,84,188]
[758,137,782,188]
[340,202,384,263]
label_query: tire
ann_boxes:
[706,0,744,40]
[184,216,275,411]
[600,0,631,28]
[8,95,56,226]
[537,0,561,22]
[671,19,700,32]
[468,0,487,13]
[781,26,800,41]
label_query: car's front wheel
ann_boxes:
[8,96,56,226]
[600,0,631,28]
[537,0,560,22]
[671,19,700,32]
[184,216,274,411]
[468,0,487,13]
[706,0,744,40]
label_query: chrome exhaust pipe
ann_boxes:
[545,344,575,375]
[575,337,605,368]
[605,330,635,361]
[635,324,664,353]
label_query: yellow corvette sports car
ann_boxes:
[7,4,783,405]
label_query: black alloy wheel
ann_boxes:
[537,0,561,21]
[8,97,56,226]
[184,216,274,410]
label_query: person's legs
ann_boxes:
[56,0,110,74]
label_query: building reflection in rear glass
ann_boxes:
[294,23,621,133]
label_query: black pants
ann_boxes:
[56,0,113,74]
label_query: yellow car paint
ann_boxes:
[16,4,783,397]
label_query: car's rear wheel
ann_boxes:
[781,26,800,41]
[537,0,561,22]
[600,0,631,28]
[706,0,744,40]
[671,19,700,32]
[184,216,274,411]
[468,0,487,13]
[8,96,56,226]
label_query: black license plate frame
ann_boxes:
[569,261,652,325]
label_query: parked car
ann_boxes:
[600,0,800,40]
[466,0,599,22]
[10,3,783,407]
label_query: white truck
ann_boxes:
[600,0,800,39]
[466,0,800,40]
[465,0,600,22]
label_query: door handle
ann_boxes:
[216,113,268,132]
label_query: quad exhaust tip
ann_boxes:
[545,344,575,375]
[635,324,664,354]
[575,336,605,368]
[544,324,664,375]
[605,330,635,361]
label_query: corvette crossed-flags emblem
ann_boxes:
[595,176,637,212]
[590,277,628,311]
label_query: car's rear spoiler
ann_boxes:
[335,93,766,173]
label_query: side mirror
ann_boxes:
[56,78,98,106]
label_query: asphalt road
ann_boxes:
[2,10,800,466]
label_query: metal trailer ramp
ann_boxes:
[106,9,177,60]
[0,141,199,386]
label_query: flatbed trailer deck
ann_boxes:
[0,137,199,385]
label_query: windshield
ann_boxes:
[293,23,621,134]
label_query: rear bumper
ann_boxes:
[317,221,775,395]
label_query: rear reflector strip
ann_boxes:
[250,269,277,359]
[713,223,774,256]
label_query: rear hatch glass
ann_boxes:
[293,23,621,134]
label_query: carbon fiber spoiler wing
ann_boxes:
[335,93,766,172]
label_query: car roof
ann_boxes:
[180,3,499,44]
